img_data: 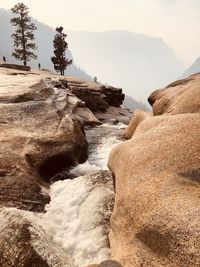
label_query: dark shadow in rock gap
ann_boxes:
[38,153,76,183]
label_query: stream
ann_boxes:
[42,123,125,266]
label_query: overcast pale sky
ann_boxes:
[1,0,200,66]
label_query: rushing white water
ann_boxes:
[42,123,125,267]
[70,123,125,176]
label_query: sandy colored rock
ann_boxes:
[0,68,88,211]
[67,78,125,111]
[98,260,123,266]
[74,106,101,125]
[0,67,128,265]
[108,113,200,267]
[123,109,152,139]
[148,73,200,115]
[85,260,123,267]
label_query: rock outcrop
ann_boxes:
[46,76,128,125]
[0,67,90,266]
[63,77,130,125]
[108,73,200,267]
[67,78,125,112]
[94,106,132,125]
[148,73,200,115]
[0,68,88,212]
[0,63,31,71]
[0,67,127,266]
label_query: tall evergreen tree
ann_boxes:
[51,27,72,76]
[10,3,37,65]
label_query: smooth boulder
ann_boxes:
[123,109,152,139]
[108,113,200,267]
[148,73,200,115]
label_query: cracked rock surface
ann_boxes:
[0,68,88,211]
[0,67,129,267]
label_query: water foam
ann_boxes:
[42,124,125,266]
[70,124,124,177]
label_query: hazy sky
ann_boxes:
[1,0,200,66]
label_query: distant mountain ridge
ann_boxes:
[0,8,184,107]
[180,57,200,79]
[0,8,92,80]
[0,8,148,109]
[68,30,185,101]
[123,95,149,111]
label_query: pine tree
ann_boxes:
[51,27,72,76]
[10,3,37,65]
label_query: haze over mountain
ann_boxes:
[0,8,185,102]
[123,95,149,111]
[0,9,91,80]
[180,57,200,79]
[68,30,185,101]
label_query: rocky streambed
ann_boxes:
[0,67,129,267]
[42,123,125,267]
[0,66,200,267]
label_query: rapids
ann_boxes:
[42,123,125,266]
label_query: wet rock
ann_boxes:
[0,67,129,265]
[94,106,132,125]
[0,208,74,267]
[0,175,49,212]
